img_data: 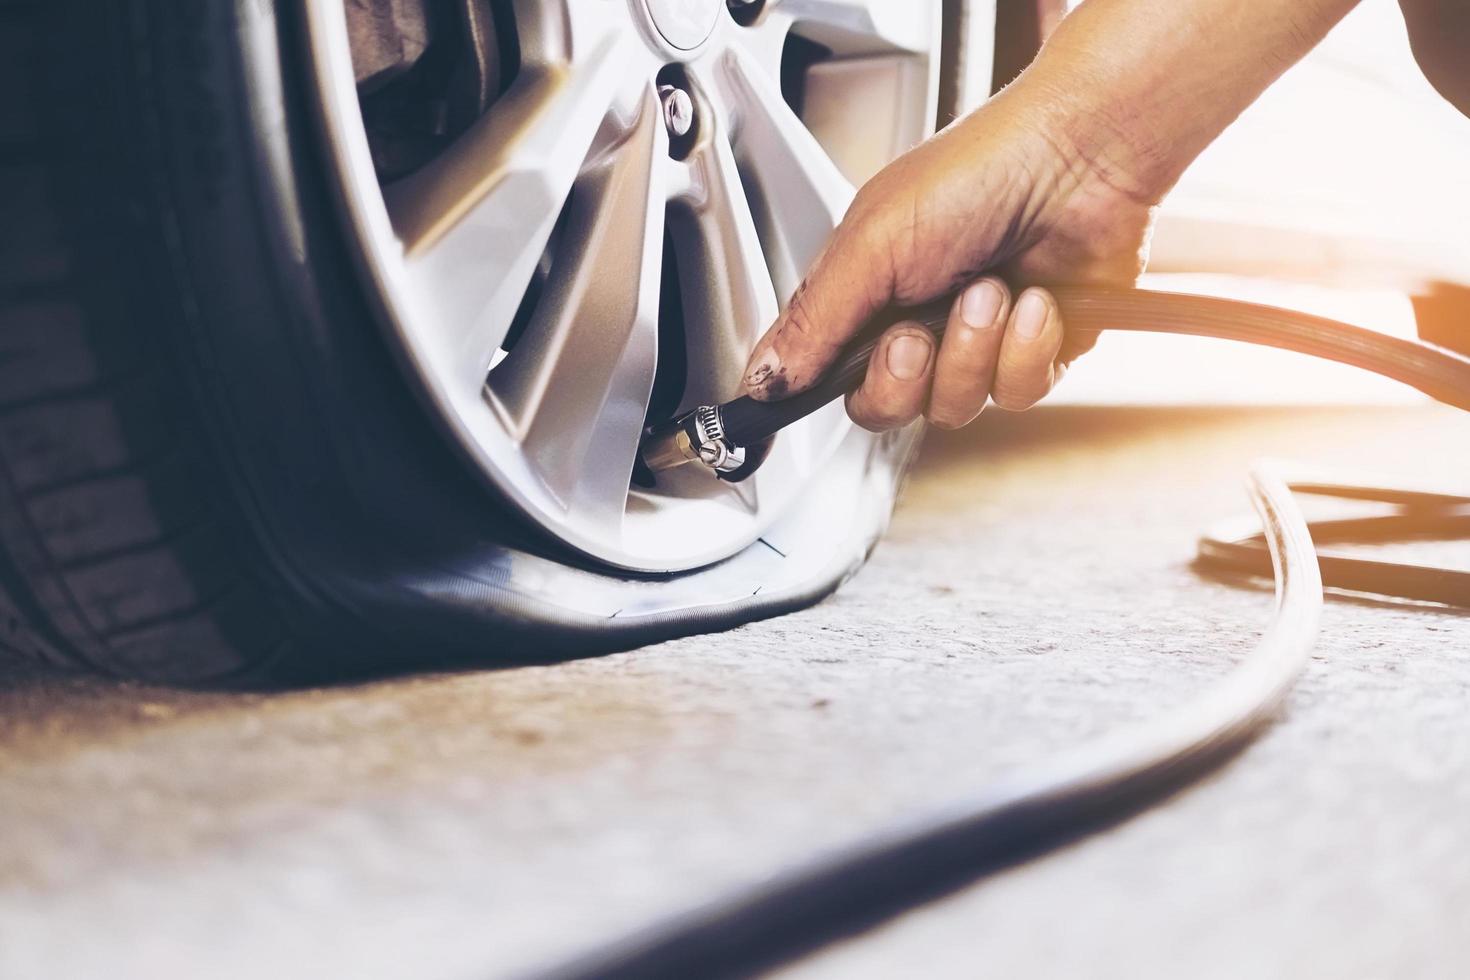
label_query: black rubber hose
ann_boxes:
[719,286,1470,447]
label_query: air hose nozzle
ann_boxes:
[640,406,746,476]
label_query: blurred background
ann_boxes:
[1029,0,1470,405]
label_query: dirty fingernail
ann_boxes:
[887,334,932,380]
[1013,291,1049,340]
[745,348,781,388]
[960,279,1004,329]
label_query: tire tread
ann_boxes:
[0,0,293,681]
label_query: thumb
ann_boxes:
[742,219,894,401]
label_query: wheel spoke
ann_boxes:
[388,34,641,390]
[768,0,937,55]
[671,132,780,407]
[385,31,637,254]
[708,45,855,302]
[487,90,667,522]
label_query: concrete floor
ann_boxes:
[0,405,1467,980]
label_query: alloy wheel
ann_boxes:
[303,0,945,571]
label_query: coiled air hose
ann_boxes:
[558,287,1470,980]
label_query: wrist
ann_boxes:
[1009,0,1360,207]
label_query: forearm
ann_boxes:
[1399,0,1470,116]
[1009,0,1361,202]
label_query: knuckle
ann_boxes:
[848,396,904,432]
[845,394,878,430]
[866,409,906,431]
[926,409,972,430]
[849,176,895,221]
[780,285,826,347]
[991,382,1042,411]
[925,383,983,429]
[850,411,892,433]
[845,191,905,262]
[848,185,881,222]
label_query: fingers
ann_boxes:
[743,221,892,402]
[845,323,936,432]
[844,283,1066,432]
[796,275,1065,433]
[990,287,1065,411]
[925,277,1010,429]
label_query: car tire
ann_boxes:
[0,0,985,684]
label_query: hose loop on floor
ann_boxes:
[561,286,1470,980]
[541,464,1322,980]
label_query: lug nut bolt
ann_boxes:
[726,0,765,24]
[658,84,695,139]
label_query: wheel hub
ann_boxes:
[642,0,723,51]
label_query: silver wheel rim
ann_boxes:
[302,0,945,571]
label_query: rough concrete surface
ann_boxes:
[0,405,1466,979]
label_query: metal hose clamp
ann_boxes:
[693,406,745,473]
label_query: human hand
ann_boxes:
[741,81,1157,430]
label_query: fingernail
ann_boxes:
[1013,291,1049,340]
[887,333,932,380]
[744,348,781,388]
[960,280,1004,329]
